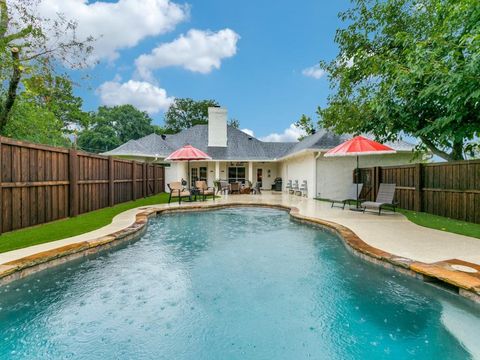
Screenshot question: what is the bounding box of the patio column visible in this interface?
[215,161,220,180]
[248,161,253,184]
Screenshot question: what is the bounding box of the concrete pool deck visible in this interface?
[0,192,479,302]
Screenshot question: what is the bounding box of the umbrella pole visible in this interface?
[356,155,359,209]
[350,154,363,212]
[188,160,190,189]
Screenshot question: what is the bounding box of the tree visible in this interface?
[0,0,93,133]
[164,98,219,133]
[294,114,316,141]
[77,105,155,153]
[318,0,480,161]
[228,118,240,128]
[2,94,70,146]
[22,74,89,132]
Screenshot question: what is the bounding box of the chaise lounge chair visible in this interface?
[167,181,192,204]
[291,180,299,195]
[285,180,292,193]
[299,180,308,197]
[196,181,215,201]
[331,183,364,209]
[362,183,397,215]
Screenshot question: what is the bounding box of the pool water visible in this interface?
[0,208,479,359]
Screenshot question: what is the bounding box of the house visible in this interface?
[103,107,415,199]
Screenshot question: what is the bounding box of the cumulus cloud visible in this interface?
[302,64,325,79]
[97,80,174,114]
[241,128,255,137]
[259,124,306,142]
[135,28,239,79]
[37,0,189,63]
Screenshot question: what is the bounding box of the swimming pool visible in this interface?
[0,207,479,359]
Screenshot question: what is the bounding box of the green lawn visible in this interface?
[0,193,177,254]
[398,209,480,240]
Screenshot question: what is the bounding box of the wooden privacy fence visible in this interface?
[357,160,480,223]
[0,136,165,234]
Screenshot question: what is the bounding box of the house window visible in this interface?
[199,167,207,181]
[191,168,198,185]
[191,167,207,186]
[228,167,245,183]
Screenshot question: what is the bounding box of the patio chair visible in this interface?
[299,180,308,197]
[331,183,364,209]
[362,183,397,215]
[240,180,252,194]
[229,182,240,194]
[285,180,292,193]
[196,181,215,201]
[167,181,191,204]
[291,180,299,195]
[215,180,229,195]
[250,182,262,195]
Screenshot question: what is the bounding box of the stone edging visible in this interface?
[0,202,479,304]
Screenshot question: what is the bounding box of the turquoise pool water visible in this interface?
[0,208,479,359]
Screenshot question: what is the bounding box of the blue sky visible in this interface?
[59,0,352,141]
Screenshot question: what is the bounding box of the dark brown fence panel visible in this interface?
[358,160,480,224]
[134,163,143,200]
[77,153,109,215]
[0,136,165,235]
[114,160,133,205]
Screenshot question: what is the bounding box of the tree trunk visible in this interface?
[0,48,22,133]
[451,139,465,161]
[420,136,465,162]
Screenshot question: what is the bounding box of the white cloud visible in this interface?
[302,64,325,79]
[259,124,306,142]
[97,80,174,114]
[135,28,239,79]
[241,128,255,137]
[37,0,189,63]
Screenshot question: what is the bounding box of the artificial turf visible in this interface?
[0,193,178,254]
[397,209,480,240]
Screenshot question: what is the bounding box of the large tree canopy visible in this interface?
[318,0,480,161]
[77,105,156,153]
[0,0,92,134]
[164,98,220,133]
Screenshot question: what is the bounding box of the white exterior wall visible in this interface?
[164,162,188,191]
[315,152,414,200]
[280,153,317,198]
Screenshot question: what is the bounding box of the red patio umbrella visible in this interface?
[165,145,211,188]
[324,136,396,210]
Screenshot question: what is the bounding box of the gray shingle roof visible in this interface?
[103,125,414,160]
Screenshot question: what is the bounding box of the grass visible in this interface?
[315,198,480,239]
[0,193,190,254]
[397,209,480,239]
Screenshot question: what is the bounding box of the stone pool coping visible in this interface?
[0,202,479,304]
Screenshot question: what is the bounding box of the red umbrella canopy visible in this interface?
[165,145,211,161]
[324,136,396,157]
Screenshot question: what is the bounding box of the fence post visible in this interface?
[69,148,79,217]
[143,163,147,198]
[373,166,381,201]
[0,137,3,235]
[108,156,114,207]
[131,161,136,201]
[414,163,423,212]
[153,165,157,194]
